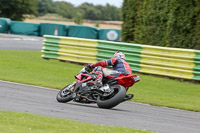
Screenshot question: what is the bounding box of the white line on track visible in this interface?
[0,80,59,91]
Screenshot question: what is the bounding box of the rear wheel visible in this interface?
[97,85,126,109]
[56,83,74,103]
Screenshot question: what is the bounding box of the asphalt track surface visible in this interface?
[1,34,200,133]
[0,33,43,50]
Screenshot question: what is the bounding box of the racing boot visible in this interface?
[124,94,134,101]
[73,94,81,102]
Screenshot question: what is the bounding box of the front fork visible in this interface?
[68,82,76,92]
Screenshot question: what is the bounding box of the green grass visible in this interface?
[131,74,200,111]
[0,50,200,112]
[0,111,151,133]
[35,13,73,22]
[0,50,79,89]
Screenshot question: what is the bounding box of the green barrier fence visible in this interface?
[0,18,11,33]
[98,29,121,41]
[40,23,68,36]
[68,25,99,39]
[0,18,122,41]
[42,35,200,81]
[10,21,39,36]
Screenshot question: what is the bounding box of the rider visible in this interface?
[88,51,139,100]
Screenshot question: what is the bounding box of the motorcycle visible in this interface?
[56,66,140,109]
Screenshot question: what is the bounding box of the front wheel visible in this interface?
[56,83,75,103]
[97,85,126,109]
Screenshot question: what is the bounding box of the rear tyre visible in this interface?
[97,85,126,109]
[56,83,74,103]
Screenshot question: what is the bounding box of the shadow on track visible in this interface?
[65,101,131,112]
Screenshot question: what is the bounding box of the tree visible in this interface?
[73,12,83,25]
[77,3,121,20]
[0,0,37,21]
[54,1,76,19]
[37,0,55,16]
[103,4,121,21]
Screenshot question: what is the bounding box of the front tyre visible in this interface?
[97,85,126,109]
[56,83,74,103]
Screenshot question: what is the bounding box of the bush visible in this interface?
[73,12,83,25]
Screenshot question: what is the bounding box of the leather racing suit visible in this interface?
[89,57,132,86]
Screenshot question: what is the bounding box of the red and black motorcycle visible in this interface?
[56,67,140,109]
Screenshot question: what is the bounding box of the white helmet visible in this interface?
[113,52,126,60]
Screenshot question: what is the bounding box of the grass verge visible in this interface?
[0,50,200,112]
[0,111,151,133]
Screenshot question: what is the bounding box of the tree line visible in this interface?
[0,0,121,21]
[37,0,121,21]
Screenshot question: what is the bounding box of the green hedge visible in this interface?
[121,0,138,42]
[122,0,200,49]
